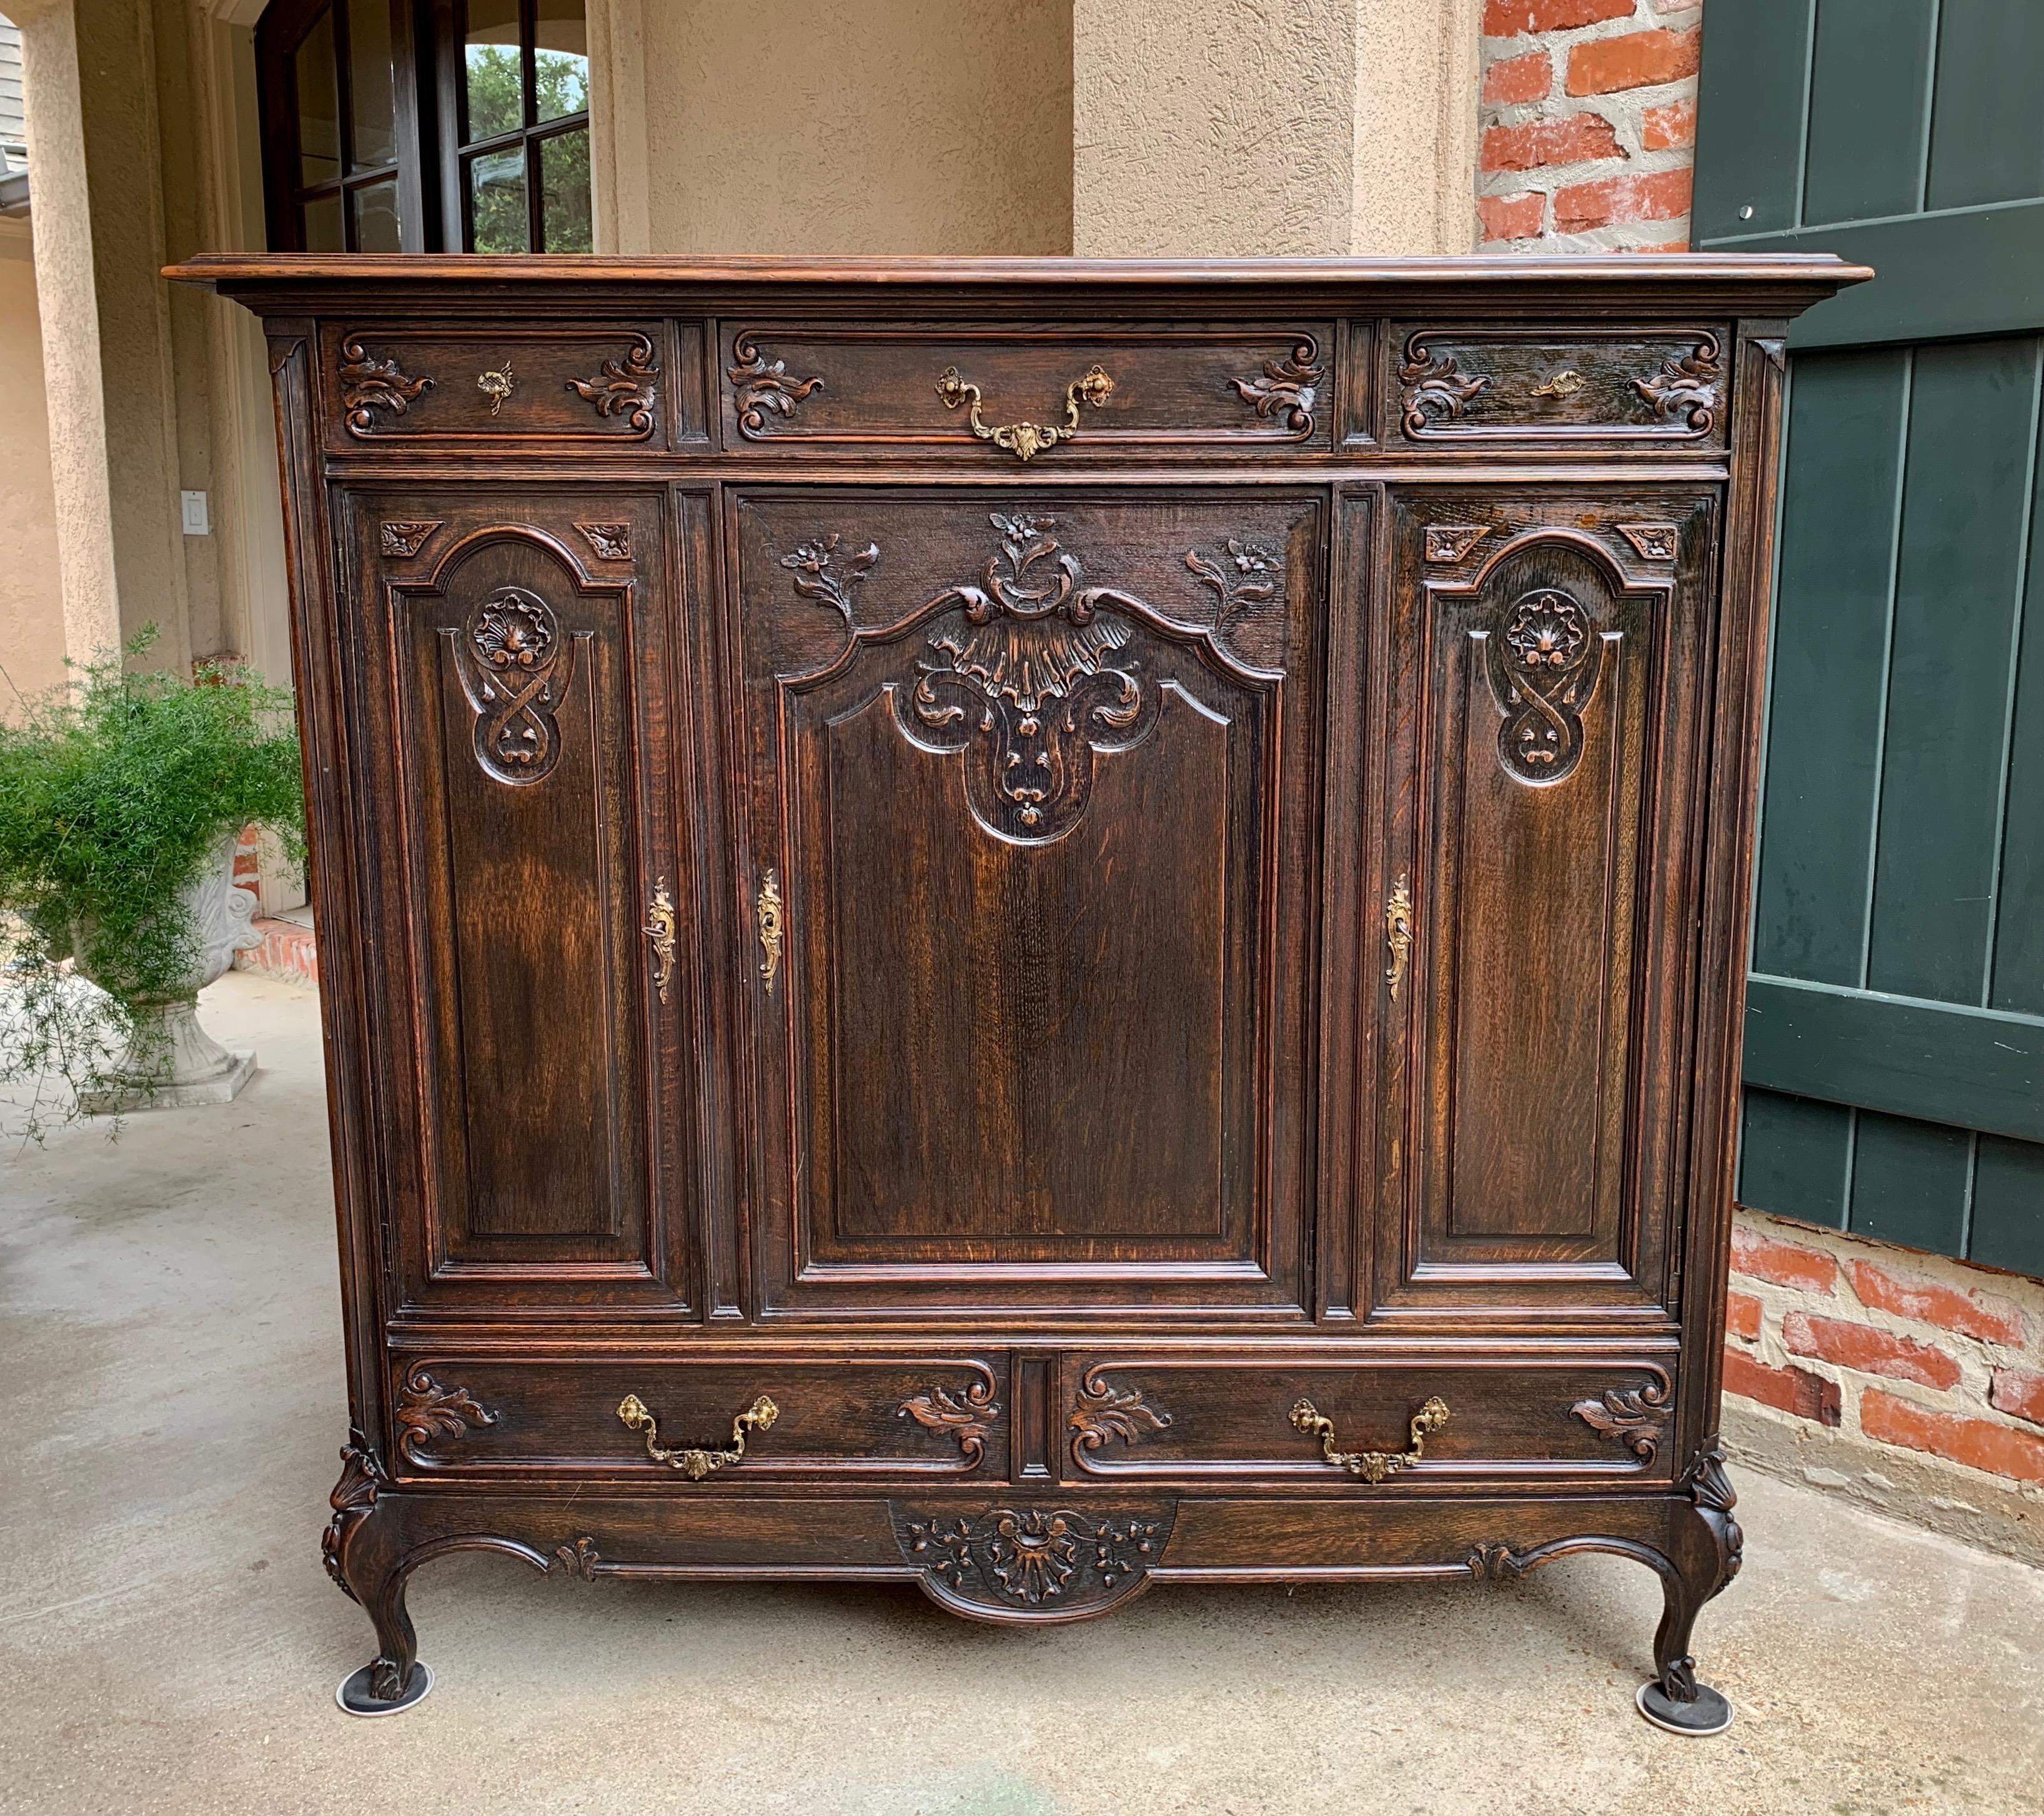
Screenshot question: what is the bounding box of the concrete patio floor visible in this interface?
[2,972,2040,1816]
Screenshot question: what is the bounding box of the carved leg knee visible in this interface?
[1639,1444,1742,1737]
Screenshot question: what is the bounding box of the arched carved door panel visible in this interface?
[345,490,693,1311]
[1372,492,1719,1322]
[731,493,1326,1317]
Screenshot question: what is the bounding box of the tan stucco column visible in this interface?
[12,0,192,672]
[1073,0,1482,257]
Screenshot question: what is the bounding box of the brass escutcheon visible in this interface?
[757,869,785,995]
[643,877,677,1005]
[618,1392,779,1481]
[935,363,1114,462]
[477,357,515,415]
[1385,874,1414,1003]
[1531,368,1585,400]
[1290,1395,1449,1483]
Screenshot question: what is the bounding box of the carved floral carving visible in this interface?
[565,335,660,434]
[575,522,631,561]
[340,337,434,434]
[1424,524,1489,564]
[1399,337,1489,435]
[730,334,825,434]
[780,532,878,624]
[552,1537,600,1581]
[395,1367,497,1462]
[380,520,442,558]
[1571,1383,1670,1462]
[897,1504,1169,1610]
[1634,335,1721,434]
[1228,340,1322,435]
[450,587,575,784]
[1487,586,1604,784]
[1069,1377,1173,1451]
[897,1380,1000,1465]
[1185,538,1281,638]
[1467,1542,1527,1582]
[1615,522,1678,562]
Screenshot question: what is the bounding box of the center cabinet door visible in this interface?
[730,492,1326,1317]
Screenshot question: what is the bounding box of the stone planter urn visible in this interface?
[75,831,264,1114]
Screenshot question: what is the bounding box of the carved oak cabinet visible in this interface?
[171,252,1863,1730]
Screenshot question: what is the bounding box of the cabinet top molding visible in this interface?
[166,251,1870,314]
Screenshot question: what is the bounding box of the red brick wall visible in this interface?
[1477,0,1700,251]
[1728,1208,2044,1504]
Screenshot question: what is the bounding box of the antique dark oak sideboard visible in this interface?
[169,252,1865,1730]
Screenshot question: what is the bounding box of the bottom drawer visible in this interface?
[386,1354,1007,1481]
[1061,1354,1678,1483]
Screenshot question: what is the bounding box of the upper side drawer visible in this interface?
[1387,324,1732,449]
[719,323,1336,458]
[319,321,692,451]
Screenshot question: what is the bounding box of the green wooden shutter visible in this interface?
[1695,0,2044,1275]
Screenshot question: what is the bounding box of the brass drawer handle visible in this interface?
[1290,1395,1449,1482]
[618,1392,778,1480]
[1531,368,1585,399]
[935,363,1114,462]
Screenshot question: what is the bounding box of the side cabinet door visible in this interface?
[730,492,1326,1317]
[1372,492,1717,1320]
[345,493,691,1311]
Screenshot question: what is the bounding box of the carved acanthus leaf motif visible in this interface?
[575,522,630,561]
[322,1433,386,1599]
[780,532,878,624]
[1467,1542,1527,1582]
[395,1367,498,1461]
[1487,585,1604,783]
[565,335,660,434]
[1634,335,1721,433]
[1228,340,1322,435]
[1400,337,1489,435]
[1425,523,1489,564]
[449,587,575,784]
[1571,1383,1670,1462]
[1615,522,1678,562]
[897,512,1164,843]
[896,1379,1000,1465]
[381,520,442,558]
[1069,1377,1173,1451]
[340,337,434,434]
[897,1504,1169,1609]
[730,335,825,434]
[552,1537,600,1581]
[1185,538,1281,637]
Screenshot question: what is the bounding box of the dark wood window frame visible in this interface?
[257,0,590,254]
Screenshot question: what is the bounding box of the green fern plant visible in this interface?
[0,633,305,1136]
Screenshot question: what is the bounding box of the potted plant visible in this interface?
[0,633,305,1135]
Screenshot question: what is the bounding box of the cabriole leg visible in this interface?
[323,1439,434,1717]
[1637,1445,1743,1737]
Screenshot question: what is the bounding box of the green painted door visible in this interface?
[1694,0,2044,1275]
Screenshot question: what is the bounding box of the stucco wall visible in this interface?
[593,0,1072,256]
[0,222,65,711]
[1071,0,1481,257]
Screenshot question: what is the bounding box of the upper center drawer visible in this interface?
[719,323,1335,458]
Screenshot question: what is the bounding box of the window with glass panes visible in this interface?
[255,0,590,254]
